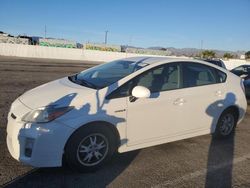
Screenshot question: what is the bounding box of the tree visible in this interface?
[245,51,250,59]
[201,50,216,59]
[223,53,234,59]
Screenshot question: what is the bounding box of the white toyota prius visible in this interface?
[7,57,247,172]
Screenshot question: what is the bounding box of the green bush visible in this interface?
[245,51,250,59]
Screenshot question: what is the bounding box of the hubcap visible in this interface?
[77,133,109,166]
[220,114,235,136]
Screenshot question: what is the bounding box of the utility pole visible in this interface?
[105,30,109,44]
[44,25,47,39]
[200,39,203,58]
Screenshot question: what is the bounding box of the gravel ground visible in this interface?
[0,57,250,188]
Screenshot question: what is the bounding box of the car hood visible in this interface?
[19,77,96,109]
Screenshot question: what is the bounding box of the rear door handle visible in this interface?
[173,98,186,106]
[215,90,222,97]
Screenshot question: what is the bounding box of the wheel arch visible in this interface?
[211,105,240,134]
[63,121,121,155]
[212,105,240,138]
[223,105,240,122]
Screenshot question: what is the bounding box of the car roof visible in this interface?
[241,65,250,68]
[121,56,220,66]
[199,58,222,62]
[120,56,228,72]
[121,56,191,65]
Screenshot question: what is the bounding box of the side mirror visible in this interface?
[240,74,248,79]
[131,86,150,98]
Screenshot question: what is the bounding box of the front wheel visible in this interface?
[64,125,117,172]
[213,109,237,138]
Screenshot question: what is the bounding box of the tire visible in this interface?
[64,124,117,172]
[213,109,237,139]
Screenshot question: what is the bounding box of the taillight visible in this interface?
[240,79,245,93]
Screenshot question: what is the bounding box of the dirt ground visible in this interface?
[0,56,250,188]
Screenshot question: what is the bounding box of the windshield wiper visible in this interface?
[79,79,98,89]
[68,74,97,89]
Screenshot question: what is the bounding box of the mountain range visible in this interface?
[148,46,245,58]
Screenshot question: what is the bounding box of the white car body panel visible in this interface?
[6,57,247,167]
[19,77,95,109]
[126,84,223,146]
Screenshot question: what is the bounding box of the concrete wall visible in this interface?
[82,48,170,62]
[0,35,30,45]
[0,43,249,69]
[0,43,84,60]
[0,43,168,62]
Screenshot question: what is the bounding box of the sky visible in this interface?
[0,0,250,51]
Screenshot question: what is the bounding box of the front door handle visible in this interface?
[173,98,186,106]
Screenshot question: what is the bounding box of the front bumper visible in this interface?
[6,99,75,167]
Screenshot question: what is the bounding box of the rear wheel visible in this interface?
[213,109,237,138]
[64,124,117,172]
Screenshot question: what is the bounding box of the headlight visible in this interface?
[22,106,74,123]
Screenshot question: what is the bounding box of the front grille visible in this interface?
[11,113,17,120]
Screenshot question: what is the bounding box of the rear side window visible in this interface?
[182,63,217,88]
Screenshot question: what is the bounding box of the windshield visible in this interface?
[69,59,149,89]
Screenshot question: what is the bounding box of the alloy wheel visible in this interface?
[220,114,235,136]
[77,133,109,166]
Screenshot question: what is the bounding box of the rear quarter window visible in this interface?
[216,70,227,83]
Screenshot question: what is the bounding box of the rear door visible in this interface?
[178,62,227,133]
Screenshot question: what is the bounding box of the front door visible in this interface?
[127,63,185,145]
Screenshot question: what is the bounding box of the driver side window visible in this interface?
[106,63,181,99]
[135,63,181,93]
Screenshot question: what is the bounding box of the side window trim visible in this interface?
[106,61,228,100]
[106,61,227,100]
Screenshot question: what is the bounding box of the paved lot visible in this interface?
[0,57,250,188]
